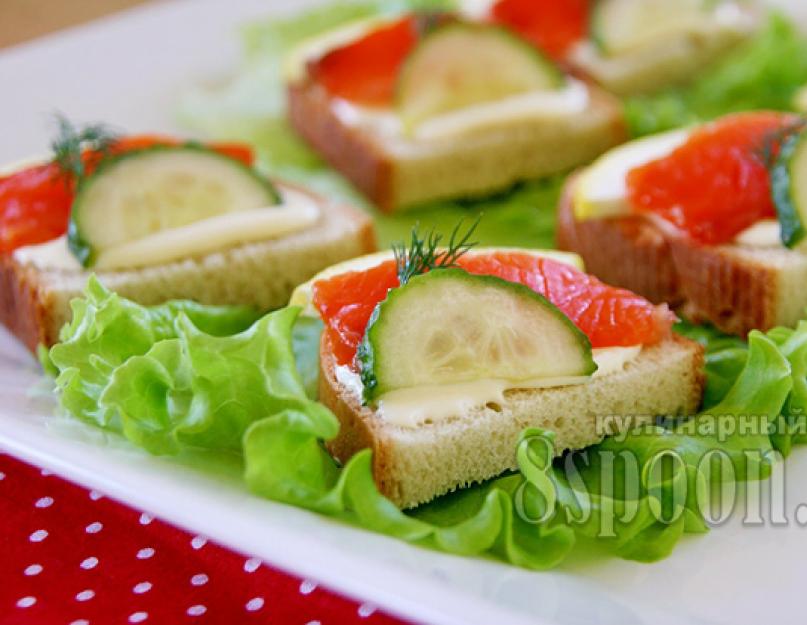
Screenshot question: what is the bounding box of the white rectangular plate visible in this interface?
[2,2,807,624]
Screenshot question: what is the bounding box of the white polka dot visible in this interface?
[29,529,48,542]
[358,603,377,618]
[190,536,207,550]
[190,574,208,586]
[71,620,90,625]
[187,605,207,617]
[85,522,103,534]
[34,496,53,508]
[299,579,317,595]
[0,471,5,480]
[306,621,322,625]
[75,590,95,602]
[80,557,98,570]
[133,582,152,594]
[244,557,261,573]
[40,468,52,476]
[136,547,155,560]
[16,596,36,608]
[24,564,43,576]
[128,612,148,623]
[245,597,264,612]
[89,490,103,501]
[139,513,153,525]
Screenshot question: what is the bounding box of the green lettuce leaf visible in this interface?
[48,276,262,429]
[678,320,807,456]
[47,280,807,570]
[625,14,807,137]
[100,309,319,455]
[292,315,325,399]
[48,278,331,456]
[245,423,577,569]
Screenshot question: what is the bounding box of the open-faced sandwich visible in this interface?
[284,11,627,212]
[0,120,375,352]
[557,111,807,337]
[291,227,704,508]
[475,0,758,96]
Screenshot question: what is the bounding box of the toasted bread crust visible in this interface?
[555,175,792,336]
[0,257,53,352]
[666,237,778,332]
[320,333,705,508]
[288,83,397,211]
[287,80,627,212]
[0,183,375,353]
[318,336,394,498]
[556,174,684,306]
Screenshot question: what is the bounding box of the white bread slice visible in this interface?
[320,333,704,509]
[556,174,807,336]
[287,81,627,212]
[0,182,375,352]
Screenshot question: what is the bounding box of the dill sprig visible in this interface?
[50,114,119,184]
[392,216,481,286]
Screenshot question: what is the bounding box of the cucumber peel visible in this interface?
[68,145,279,268]
[772,128,807,248]
[357,269,596,403]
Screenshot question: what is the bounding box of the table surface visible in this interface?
[0,451,408,625]
[0,0,152,49]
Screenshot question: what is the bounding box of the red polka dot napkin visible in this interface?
[0,452,411,625]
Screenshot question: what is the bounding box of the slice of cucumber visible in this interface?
[772,128,807,248]
[396,22,563,129]
[592,0,708,56]
[357,268,596,402]
[68,146,280,267]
